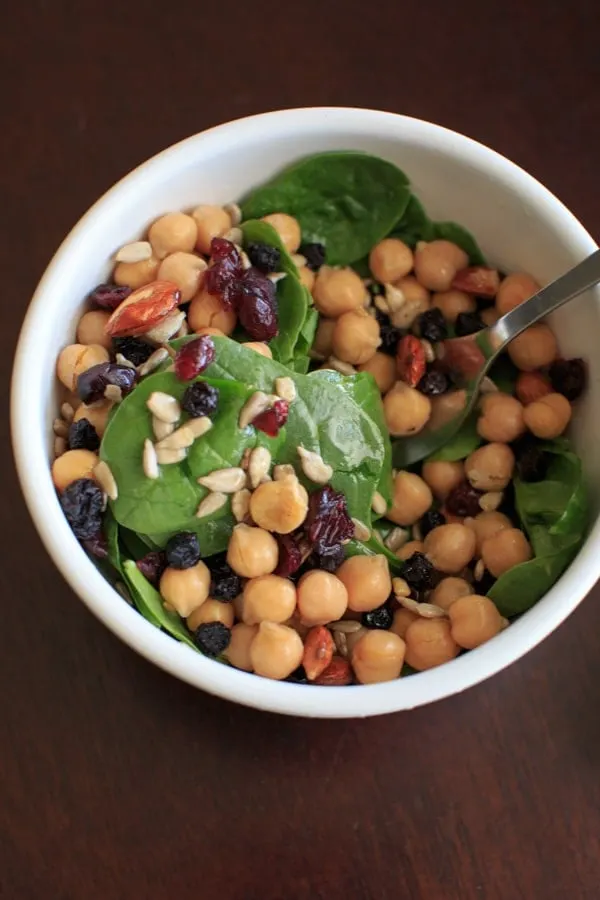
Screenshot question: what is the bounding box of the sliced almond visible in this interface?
[138,347,169,377]
[231,488,251,523]
[155,447,187,465]
[384,527,410,553]
[187,416,213,439]
[392,577,411,598]
[239,391,270,429]
[196,491,228,518]
[142,438,159,479]
[155,424,195,451]
[115,240,153,264]
[248,447,272,489]
[297,446,333,484]
[351,518,371,541]
[144,310,186,343]
[147,392,181,424]
[94,460,118,501]
[273,464,297,482]
[197,467,247,493]
[371,491,387,515]
[274,376,297,403]
[152,417,175,442]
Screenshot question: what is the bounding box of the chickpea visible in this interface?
[358,352,396,394]
[496,272,539,316]
[192,205,232,255]
[313,267,367,317]
[396,540,425,560]
[148,213,198,259]
[481,307,500,327]
[390,607,418,639]
[56,343,110,392]
[337,554,392,612]
[261,213,301,253]
[414,240,468,291]
[51,449,98,491]
[523,392,572,439]
[242,575,297,625]
[481,528,532,578]
[449,594,504,649]
[72,401,113,438]
[313,317,336,358]
[224,622,258,672]
[421,459,464,501]
[159,561,211,617]
[298,266,315,291]
[188,288,237,335]
[432,290,476,322]
[383,381,431,437]
[194,326,225,337]
[249,622,304,680]
[249,478,309,534]
[428,576,473,612]
[244,342,272,358]
[227,524,278,578]
[428,389,468,432]
[187,598,234,631]
[76,310,112,349]
[157,252,207,302]
[113,255,159,289]
[424,524,476,574]
[477,392,525,443]
[332,308,380,365]
[387,471,432,526]
[508,324,558,371]
[465,443,515,491]
[351,630,406,684]
[297,570,348,626]
[369,238,414,283]
[404,618,459,670]
[395,276,430,307]
[464,511,512,554]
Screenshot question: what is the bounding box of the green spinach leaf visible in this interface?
[389,195,433,247]
[429,222,486,266]
[122,560,195,646]
[423,414,481,463]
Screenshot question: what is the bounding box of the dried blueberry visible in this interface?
[417,308,448,343]
[375,309,404,356]
[420,509,446,538]
[233,268,279,341]
[312,543,345,573]
[77,363,137,404]
[446,481,483,517]
[417,371,449,396]
[193,621,231,657]
[402,552,435,590]
[208,553,242,601]
[165,532,201,569]
[305,486,354,553]
[513,434,547,482]
[181,382,219,418]
[300,243,326,271]
[549,358,586,401]
[361,604,393,630]
[112,336,154,366]
[455,312,485,337]
[136,551,166,585]
[68,418,100,451]
[60,478,104,541]
[88,283,132,310]
[246,242,281,274]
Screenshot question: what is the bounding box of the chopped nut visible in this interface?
[197,467,247,493]
[274,376,297,403]
[196,491,228,518]
[223,226,243,245]
[223,202,242,226]
[248,447,272,489]
[144,310,186,343]
[384,282,406,313]
[479,491,503,512]
[267,271,287,284]
[94,460,118,501]
[327,356,357,376]
[273,464,297,482]
[231,488,251,522]
[155,424,195,451]
[155,447,187,465]
[147,391,181,424]
[60,402,74,423]
[115,353,136,369]
[474,559,485,581]
[421,339,435,363]
[142,438,159,479]
[152,416,175,442]
[384,527,410,552]
[297,446,333,484]
[187,416,213,438]
[104,384,123,403]
[115,240,153,264]
[53,418,68,438]
[238,391,270,429]
[351,518,371,541]
[137,347,169,377]
[374,295,390,315]
[291,253,307,268]
[392,577,411,598]
[371,491,387,515]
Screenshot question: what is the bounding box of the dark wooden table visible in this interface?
[3,1,600,898]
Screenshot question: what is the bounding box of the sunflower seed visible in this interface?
[329,620,363,634]
[398,595,447,618]
[297,446,333,484]
[144,310,186,344]
[94,460,118,500]
[384,283,406,313]
[115,240,152,264]
[274,376,297,403]
[53,418,68,438]
[352,518,371,541]
[273,464,297,482]
[60,402,74,423]
[384,527,410,552]
[327,356,356,376]
[479,491,503,512]
[115,353,136,369]
[104,384,123,403]
[155,424,195,451]
[147,391,181,424]
[238,391,270,429]
[54,436,67,458]
[187,416,213,439]
[155,447,187,465]
[291,253,307,268]
[231,488,251,523]
[374,295,390,315]
[333,631,348,658]
[412,523,423,542]
[474,559,486,582]
[224,202,242,226]
[197,467,247,493]
[392,577,411,598]
[421,339,435,363]
[138,347,169,377]
[196,491,228,518]
[142,438,159,479]
[371,491,387,515]
[152,417,175,442]
[248,447,272,489]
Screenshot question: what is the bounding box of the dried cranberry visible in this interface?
[174,336,215,381]
[60,478,104,540]
[402,552,435,590]
[419,509,446,537]
[251,399,289,436]
[208,554,242,601]
[305,486,354,553]
[246,242,281,274]
[417,371,449,396]
[361,604,393,630]
[87,283,132,310]
[112,336,154,366]
[193,621,231,657]
[82,531,108,560]
[77,363,137,404]
[136,551,166,585]
[300,243,326,271]
[417,308,448,343]
[233,268,279,340]
[182,382,219,418]
[68,418,100,451]
[275,533,305,577]
[513,434,547,482]
[455,311,485,337]
[165,532,201,569]
[204,238,243,306]
[549,358,586,401]
[311,543,345,572]
[445,481,483,517]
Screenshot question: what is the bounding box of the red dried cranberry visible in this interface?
[82,531,108,560]
[233,268,279,340]
[251,399,289,436]
[87,283,132,310]
[77,363,137,404]
[136,551,166,585]
[275,533,305,577]
[174,336,215,381]
[305,486,354,553]
[445,481,483,517]
[204,238,243,307]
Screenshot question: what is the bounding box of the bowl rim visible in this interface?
[11,106,600,718]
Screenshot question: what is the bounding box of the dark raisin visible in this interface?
[112,336,154,366]
[77,363,137,404]
[286,665,308,683]
[455,312,485,337]
[193,621,231,657]
[300,243,326,271]
[208,554,242,601]
[59,478,104,540]
[174,336,215,381]
[361,604,393,629]
[402,552,435,590]
[181,382,219,418]
[233,268,279,340]
[513,434,547,482]
[305,486,354,553]
[417,308,448,343]
[446,481,483,517]
[205,238,243,306]
[549,358,586,401]
[312,543,345,573]
[417,370,449,396]
[419,509,446,537]
[251,399,289,436]
[82,531,108,560]
[87,283,132,310]
[68,418,100,451]
[246,242,281,274]
[136,551,166,585]
[275,533,306,577]
[165,532,201,569]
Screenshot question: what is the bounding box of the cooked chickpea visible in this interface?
[369,238,414,283]
[249,622,304,680]
[481,528,532,578]
[414,240,468,292]
[187,598,234,631]
[464,511,512,554]
[261,213,302,253]
[358,352,396,394]
[390,607,418,638]
[242,575,297,625]
[159,560,211,617]
[352,630,406,684]
[51,449,98,491]
[192,205,232,255]
[427,389,467,431]
[432,290,476,322]
[396,540,425,561]
[298,266,315,291]
[297,570,348,626]
[428,576,473,611]
[157,252,207,302]
[496,272,539,316]
[449,594,504,649]
[56,343,110,392]
[404,618,459,670]
[244,342,272,358]
[337,554,392,612]
[312,267,367,317]
[249,478,309,534]
[76,310,112,350]
[508,324,558,371]
[227,524,279,578]
[424,524,476,574]
[383,382,431,437]
[465,443,515,491]
[148,213,198,259]
[332,308,380,365]
[72,401,113,438]
[188,288,237,335]
[113,255,159,289]
[421,459,464,501]
[224,622,259,671]
[194,326,225,337]
[395,275,430,307]
[387,471,433,526]
[313,317,336,357]
[523,392,572,439]
[477,392,525,443]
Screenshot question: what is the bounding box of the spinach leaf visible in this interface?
[488,537,581,617]
[122,560,195,646]
[120,528,158,559]
[429,222,486,266]
[423,414,481,463]
[103,509,122,574]
[389,195,433,247]
[291,306,319,374]
[240,152,411,266]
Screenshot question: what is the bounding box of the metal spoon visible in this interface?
[394,249,600,467]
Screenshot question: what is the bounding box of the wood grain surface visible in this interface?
[3,1,600,898]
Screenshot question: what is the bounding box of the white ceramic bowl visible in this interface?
[11,108,600,718]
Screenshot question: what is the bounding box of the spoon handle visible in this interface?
[490,249,600,350]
